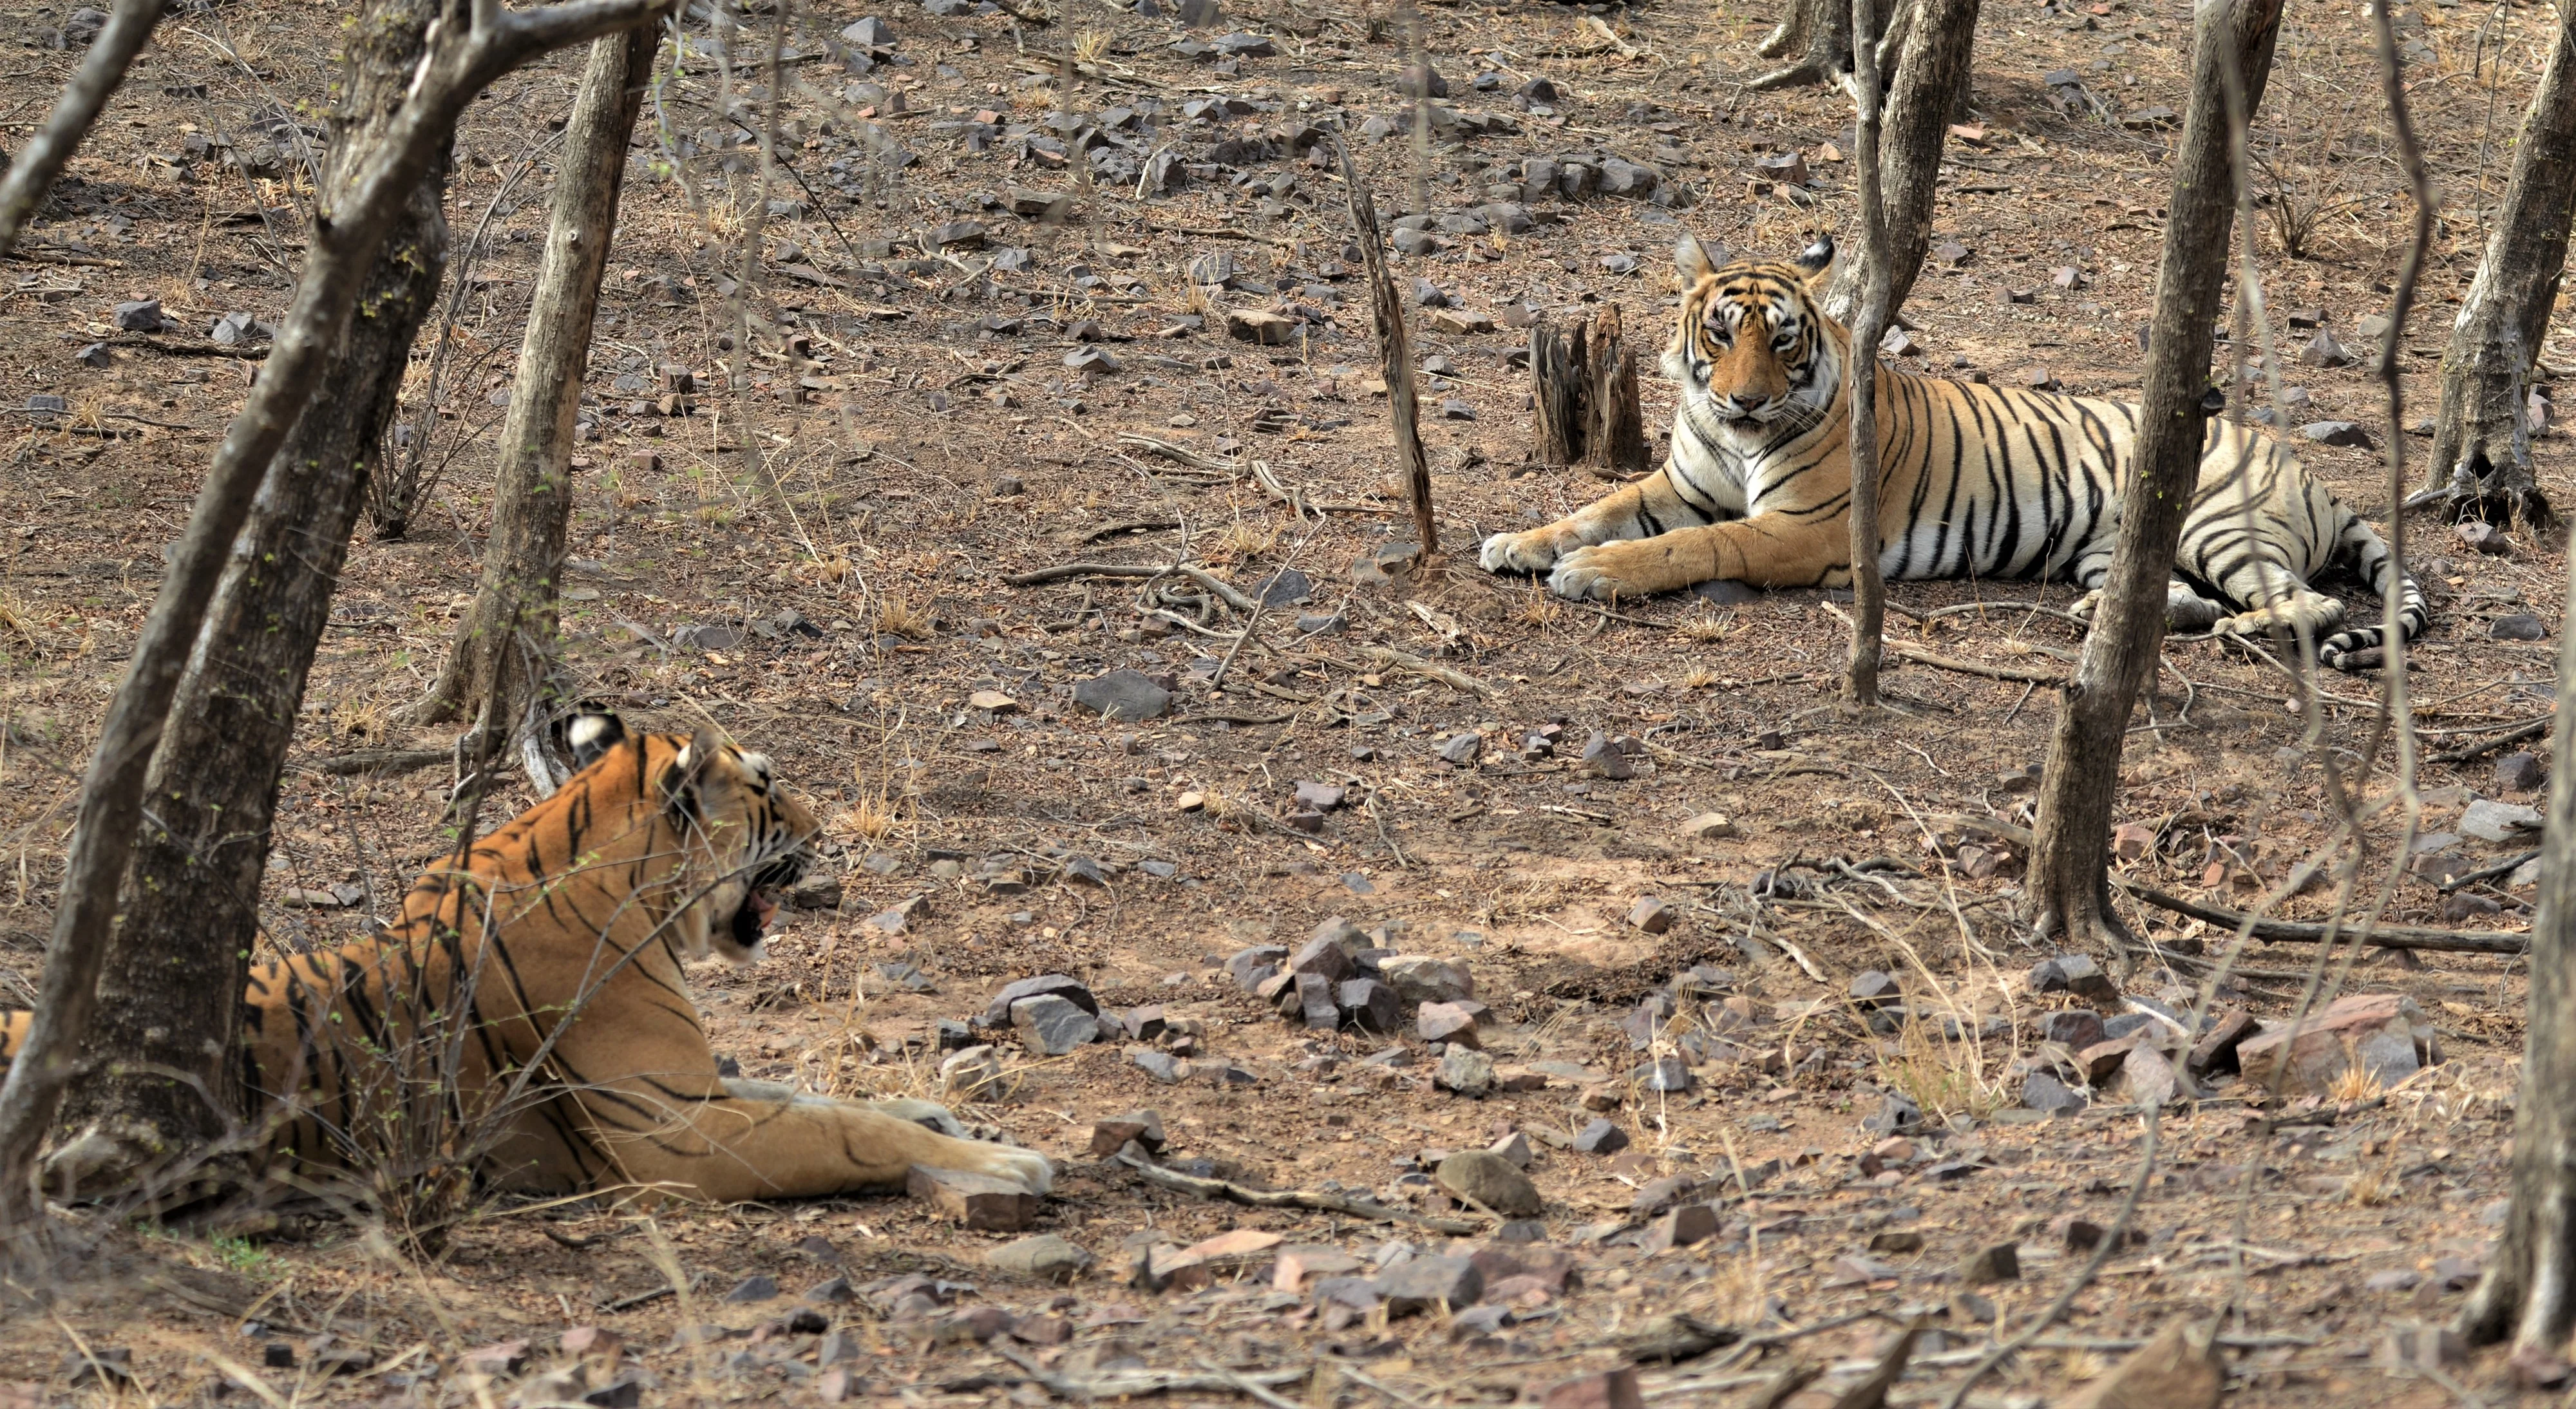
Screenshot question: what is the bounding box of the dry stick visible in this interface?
[1336,135,1436,558]
[1839,0,1891,708]
[1822,603,2065,685]
[1363,645,1493,697]
[0,0,160,261]
[1006,562,1256,613]
[2430,715,2550,763]
[0,0,673,1247]
[1113,1149,1482,1235]
[1830,1317,1922,1409]
[2125,885,2525,954]
[992,1344,1308,1402]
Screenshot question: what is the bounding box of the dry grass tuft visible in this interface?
[875,596,937,641]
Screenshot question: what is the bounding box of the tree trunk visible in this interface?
[0,0,160,262]
[1750,0,1862,92]
[0,0,672,1252]
[402,23,659,779]
[1580,306,1646,481]
[42,0,457,1204]
[1842,0,1893,708]
[1823,0,1981,323]
[2422,1,2573,532]
[2461,516,2576,1378]
[1339,140,1435,558]
[1529,319,1586,467]
[2025,0,2282,954]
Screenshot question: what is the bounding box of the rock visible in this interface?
[2458,520,2511,555]
[1226,945,1289,992]
[2039,1008,2107,1050]
[1958,1243,2020,1285]
[2060,1319,2222,1409]
[2297,330,2356,368]
[1640,1203,1718,1254]
[112,298,165,332]
[1337,978,1402,1034]
[1488,1131,1534,1168]
[1437,732,1484,765]
[1011,995,1097,1055]
[907,1166,1039,1231]
[1573,1118,1629,1155]
[1582,732,1639,780]
[1128,1048,1186,1083]
[73,341,109,367]
[1256,568,1312,607]
[1274,1247,1365,1290]
[1437,1046,1497,1097]
[1627,897,1672,934]
[2462,798,2544,841]
[1632,1056,1694,1093]
[1678,812,1740,840]
[2497,752,2547,794]
[2030,954,2119,1004]
[1540,1368,1643,1409]
[2300,420,2374,448]
[1074,669,1172,720]
[1289,936,1355,988]
[2490,613,2550,641]
[1294,780,1348,813]
[1418,1001,1484,1046]
[1435,1150,1542,1215]
[1378,1256,1482,1315]
[985,1233,1091,1283]
[1849,970,1900,1009]
[1089,1110,1166,1156]
[2380,1322,2467,1375]
[2076,1037,2140,1086]
[2238,992,2436,1095]
[1380,956,1474,1004]
[841,15,895,44]
[1295,972,1340,1030]
[2112,821,2158,862]
[2187,1008,2259,1075]
[1224,308,1299,345]
[2021,1071,2087,1116]
[939,1045,1003,1100]
[2115,1043,2181,1107]
[984,974,1098,1026]
[1864,1093,1924,1135]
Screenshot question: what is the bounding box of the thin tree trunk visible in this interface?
[402,22,660,778]
[2025,0,2282,953]
[44,0,457,1202]
[0,0,676,1253]
[1842,0,1892,708]
[1750,0,1861,91]
[1529,319,1586,467]
[1339,139,1435,558]
[2423,0,2573,531]
[0,0,160,263]
[1824,0,1980,323]
[2462,517,2576,1374]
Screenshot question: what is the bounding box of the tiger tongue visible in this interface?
[751,891,779,931]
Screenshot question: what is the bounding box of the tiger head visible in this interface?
[560,712,819,965]
[1662,234,1844,441]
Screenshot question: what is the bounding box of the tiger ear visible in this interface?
[658,727,723,821]
[1675,232,1723,285]
[1793,234,1838,295]
[561,710,627,771]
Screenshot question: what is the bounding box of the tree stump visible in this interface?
[1528,307,1647,479]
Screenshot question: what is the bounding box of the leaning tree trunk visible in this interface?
[2026,0,2282,953]
[42,0,457,1204]
[1751,0,1862,91]
[2421,0,2573,532]
[402,21,661,780]
[0,0,671,1253]
[2461,515,2576,1377]
[0,0,161,262]
[1823,0,1980,323]
[1841,0,1893,707]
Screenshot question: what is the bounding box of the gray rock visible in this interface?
[1436,1150,1541,1215]
[1632,1056,1694,1093]
[983,974,1098,1026]
[840,15,895,46]
[939,1045,1003,1099]
[2497,752,2546,794]
[1296,972,1340,1030]
[112,298,165,332]
[2039,1008,2107,1050]
[1436,1046,1496,1097]
[1849,970,1900,1008]
[1011,994,1099,1055]
[1437,732,1484,766]
[2298,330,2356,368]
[1379,955,1474,1005]
[2490,613,2548,641]
[2461,798,2543,842]
[1376,1255,1482,1314]
[1291,934,1356,983]
[1257,568,1312,606]
[1337,978,1402,1034]
[2300,420,2374,448]
[1128,1047,1186,1083]
[2020,1071,2087,1116]
[1226,945,1288,991]
[987,1234,1092,1282]
[1075,668,1171,720]
[725,1274,781,1302]
[1573,1118,1629,1154]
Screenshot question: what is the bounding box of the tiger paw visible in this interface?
[1546,544,1666,601]
[1479,529,1570,575]
[971,1142,1056,1196]
[871,1097,970,1137]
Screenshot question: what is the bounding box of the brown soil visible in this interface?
[0,0,2568,1401]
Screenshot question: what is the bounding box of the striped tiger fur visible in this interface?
[1479,236,2427,670]
[1,714,1052,1204]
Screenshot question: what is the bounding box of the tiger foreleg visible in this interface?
[1548,520,1844,601]
[1479,477,1671,574]
[2067,581,2227,632]
[586,1086,1055,1202]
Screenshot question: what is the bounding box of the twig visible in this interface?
[993,1344,1307,1402]
[1832,1317,1922,1409]
[2124,885,2526,954]
[1006,562,1256,613]
[1113,1149,1482,1234]
[1142,222,1298,247]
[2431,715,2548,763]
[308,748,453,777]
[1823,603,2065,685]
[1334,1365,1435,1409]
[2435,848,2540,893]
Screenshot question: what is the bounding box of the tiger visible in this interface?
[1,713,1053,1206]
[1479,235,2427,670]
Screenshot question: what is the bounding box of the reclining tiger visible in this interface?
[0,713,1053,1206]
[1479,236,2427,671]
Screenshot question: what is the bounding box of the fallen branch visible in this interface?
[1364,645,1495,697]
[1005,562,1256,614]
[992,1345,1306,1402]
[309,748,451,777]
[1142,222,1299,247]
[2123,885,2526,954]
[2430,715,2549,764]
[1824,602,2066,685]
[1079,517,1179,543]
[1113,1149,1482,1234]
[96,333,271,360]
[2436,847,2541,893]
[1833,1317,1922,1409]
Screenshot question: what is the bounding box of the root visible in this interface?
[1747,59,1832,91]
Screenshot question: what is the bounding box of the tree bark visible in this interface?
[1823,0,1981,323]
[0,0,674,1252]
[1750,0,1862,92]
[402,22,660,780]
[2422,0,2573,532]
[0,0,162,263]
[43,0,457,1204]
[1580,306,1646,481]
[1339,139,1435,558]
[1529,319,1586,467]
[2461,516,2576,1375]
[2025,0,2282,952]
[1842,0,1893,708]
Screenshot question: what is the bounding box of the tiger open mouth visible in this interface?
[730,889,781,949]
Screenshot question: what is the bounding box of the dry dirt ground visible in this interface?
[0,0,2572,1400]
